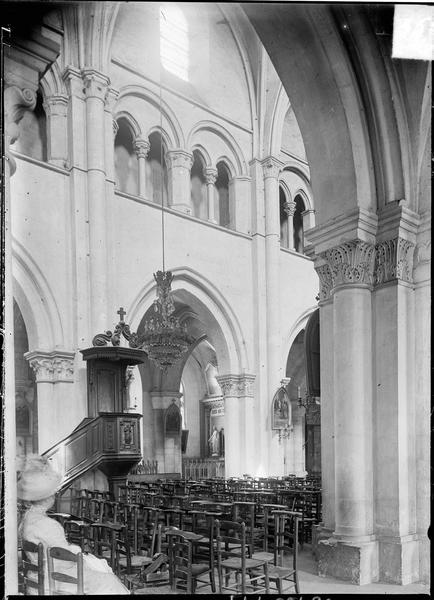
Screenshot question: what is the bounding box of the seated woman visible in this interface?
[17,454,129,595]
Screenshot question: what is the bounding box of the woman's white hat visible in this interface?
[17,454,63,501]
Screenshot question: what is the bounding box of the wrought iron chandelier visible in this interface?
[138,43,194,370]
[139,270,193,370]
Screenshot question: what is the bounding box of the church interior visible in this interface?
[3,1,430,595]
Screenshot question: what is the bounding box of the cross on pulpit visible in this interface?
[117,307,126,322]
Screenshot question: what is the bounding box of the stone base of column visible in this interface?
[378,535,419,584]
[171,203,192,215]
[312,524,334,559]
[317,536,379,585]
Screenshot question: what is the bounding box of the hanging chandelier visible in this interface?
[137,27,194,371]
[139,270,193,370]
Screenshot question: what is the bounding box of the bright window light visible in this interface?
[160,4,189,81]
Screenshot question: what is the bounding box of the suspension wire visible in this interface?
[159,6,165,273]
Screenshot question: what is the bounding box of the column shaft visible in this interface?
[83,70,110,335]
[333,286,374,539]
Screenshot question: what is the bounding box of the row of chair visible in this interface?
[22,511,299,595]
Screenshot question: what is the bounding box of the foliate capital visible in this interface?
[320,240,376,293]
[205,167,218,186]
[134,138,151,159]
[216,374,256,398]
[166,149,194,171]
[374,237,415,285]
[283,200,297,217]
[81,69,110,101]
[261,156,283,180]
[25,350,75,383]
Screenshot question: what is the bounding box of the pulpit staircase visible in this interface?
[42,344,145,498]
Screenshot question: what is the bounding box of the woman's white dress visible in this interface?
[20,504,129,594]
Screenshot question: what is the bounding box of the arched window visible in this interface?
[279,186,290,248]
[293,194,306,253]
[146,131,168,206]
[160,4,189,81]
[12,90,47,161]
[114,118,138,195]
[190,151,206,219]
[215,161,231,228]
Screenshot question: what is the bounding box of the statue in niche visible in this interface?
[208,426,220,456]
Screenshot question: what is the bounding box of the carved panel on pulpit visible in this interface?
[120,418,139,451]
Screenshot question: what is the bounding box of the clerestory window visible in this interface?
[160,3,189,81]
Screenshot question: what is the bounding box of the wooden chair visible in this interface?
[113,538,154,591]
[21,540,45,595]
[215,519,269,594]
[90,522,124,568]
[46,546,84,595]
[267,510,300,594]
[167,529,216,593]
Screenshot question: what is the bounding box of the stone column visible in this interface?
[166,149,193,214]
[317,240,378,585]
[43,94,68,167]
[205,167,217,223]
[4,83,37,595]
[249,158,269,475]
[284,199,296,250]
[25,351,75,453]
[262,157,284,431]
[229,175,252,234]
[62,67,91,348]
[217,374,255,477]
[82,69,110,336]
[150,393,182,473]
[413,215,430,583]
[315,262,335,536]
[372,205,420,584]
[134,137,151,199]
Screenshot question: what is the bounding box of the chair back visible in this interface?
[114,538,132,575]
[215,519,248,571]
[168,533,194,592]
[46,546,84,595]
[273,510,299,569]
[22,540,45,595]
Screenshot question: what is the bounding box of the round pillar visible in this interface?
[134,137,151,198]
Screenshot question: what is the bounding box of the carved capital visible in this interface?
[315,263,334,301]
[4,85,37,145]
[81,69,110,101]
[105,86,119,112]
[261,156,283,180]
[322,240,376,289]
[134,137,151,159]
[374,237,415,285]
[166,149,193,171]
[205,167,218,186]
[25,350,75,383]
[283,200,297,217]
[216,374,255,398]
[202,397,225,416]
[43,95,68,117]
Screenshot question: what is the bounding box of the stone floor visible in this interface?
[135,545,430,595]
